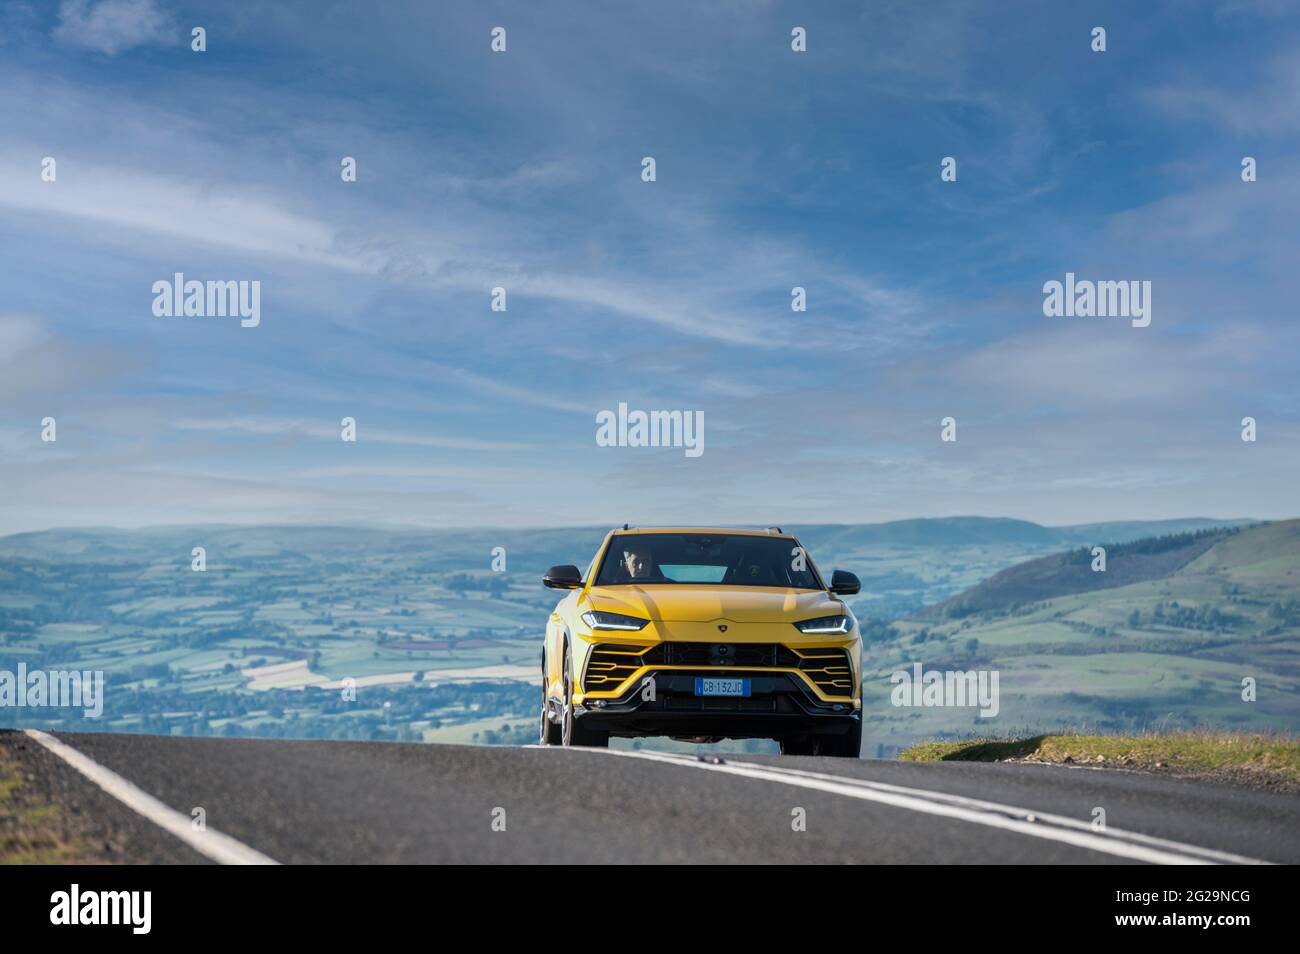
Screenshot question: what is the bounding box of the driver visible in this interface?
[622,544,666,582]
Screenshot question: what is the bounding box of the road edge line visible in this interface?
[22,730,280,866]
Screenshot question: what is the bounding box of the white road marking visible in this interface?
[23,730,279,866]
[576,747,1271,865]
[709,756,1268,865]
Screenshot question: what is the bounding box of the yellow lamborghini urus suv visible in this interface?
[539,527,862,756]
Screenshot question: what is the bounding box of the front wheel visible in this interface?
[561,645,608,748]
[818,719,862,758]
[780,720,861,757]
[779,735,817,756]
[539,650,562,745]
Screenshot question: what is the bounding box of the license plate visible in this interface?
[694,677,750,697]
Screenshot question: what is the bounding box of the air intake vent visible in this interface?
[791,647,853,694]
[583,644,653,689]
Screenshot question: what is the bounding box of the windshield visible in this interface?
[594,533,822,589]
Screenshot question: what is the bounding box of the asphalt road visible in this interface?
[10,731,1300,864]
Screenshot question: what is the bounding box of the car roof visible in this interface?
[607,527,795,539]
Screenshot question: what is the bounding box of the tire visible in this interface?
[779,735,817,756]
[781,720,861,758]
[561,644,608,748]
[817,719,863,758]
[539,650,562,745]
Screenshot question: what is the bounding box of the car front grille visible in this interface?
[660,642,782,667]
[584,641,854,697]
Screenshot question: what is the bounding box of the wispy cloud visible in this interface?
[0,152,368,270]
[52,0,173,56]
[1144,44,1300,135]
[170,416,531,452]
[415,365,592,416]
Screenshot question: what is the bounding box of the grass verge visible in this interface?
[0,747,88,864]
[899,731,1300,791]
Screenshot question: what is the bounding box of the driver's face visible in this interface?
[623,549,653,578]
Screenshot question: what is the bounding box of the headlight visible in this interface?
[794,614,852,634]
[581,610,650,631]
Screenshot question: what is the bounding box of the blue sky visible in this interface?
[1,0,1297,533]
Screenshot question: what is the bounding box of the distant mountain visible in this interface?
[915,526,1239,620]
[0,515,1256,549]
[789,516,1253,551]
[790,517,1059,549]
[0,516,1256,629]
[0,524,612,574]
[1051,518,1257,546]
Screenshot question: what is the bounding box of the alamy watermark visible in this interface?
[0,664,104,718]
[50,885,150,934]
[596,402,704,458]
[152,273,261,328]
[890,662,999,718]
[1042,272,1150,328]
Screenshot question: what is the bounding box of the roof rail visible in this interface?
[766,526,783,534]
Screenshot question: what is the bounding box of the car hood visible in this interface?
[586,586,843,623]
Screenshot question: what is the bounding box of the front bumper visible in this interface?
[574,669,859,740]
[578,638,860,704]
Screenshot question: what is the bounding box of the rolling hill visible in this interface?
[863,520,1300,756]
[918,527,1236,619]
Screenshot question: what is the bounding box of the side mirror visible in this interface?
[829,569,860,596]
[543,564,583,589]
